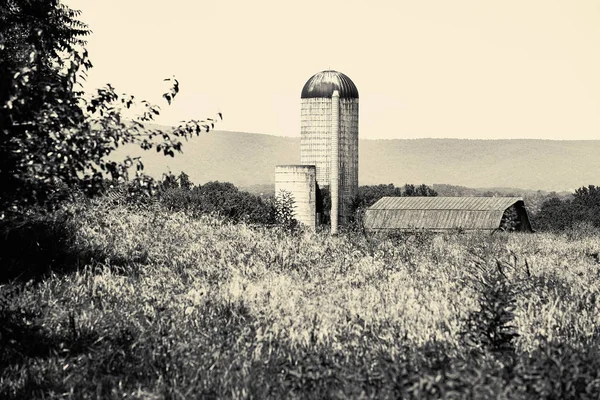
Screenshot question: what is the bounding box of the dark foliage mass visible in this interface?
[1,0,220,215]
[159,179,276,225]
[155,174,304,230]
[354,183,438,209]
[533,185,600,232]
[0,209,77,282]
[1,0,91,210]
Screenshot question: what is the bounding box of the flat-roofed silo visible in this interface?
[300,70,359,225]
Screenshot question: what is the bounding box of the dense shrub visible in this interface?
[534,185,600,232]
[273,189,298,231]
[0,209,77,282]
[159,181,276,224]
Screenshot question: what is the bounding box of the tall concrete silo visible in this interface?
[300,70,359,227]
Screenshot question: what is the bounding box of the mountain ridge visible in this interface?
[111,129,600,192]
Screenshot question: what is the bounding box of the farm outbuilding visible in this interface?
[363,197,533,232]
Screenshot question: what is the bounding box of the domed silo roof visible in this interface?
[301,70,359,99]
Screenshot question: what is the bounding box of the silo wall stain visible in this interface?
[275,165,317,229]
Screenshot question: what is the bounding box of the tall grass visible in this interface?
[2,202,600,398]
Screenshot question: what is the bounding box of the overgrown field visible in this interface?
[2,203,600,399]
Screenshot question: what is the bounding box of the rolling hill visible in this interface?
[111,129,600,192]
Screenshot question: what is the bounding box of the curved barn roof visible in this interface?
[364,197,532,232]
[301,70,359,99]
[369,197,523,211]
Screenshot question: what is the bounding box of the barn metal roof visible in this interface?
[364,197,526,231]
[301,70,359,99]
[369,197,524,211]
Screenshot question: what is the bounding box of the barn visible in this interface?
[363,197,533,232]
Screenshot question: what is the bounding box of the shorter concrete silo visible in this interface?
[275,165,317,229]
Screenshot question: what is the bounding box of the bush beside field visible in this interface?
[158,181,276,225]
[2,202,600,399]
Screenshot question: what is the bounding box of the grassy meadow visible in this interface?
[2,202,600,399]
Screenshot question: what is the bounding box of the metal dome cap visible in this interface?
[301,70,359,99]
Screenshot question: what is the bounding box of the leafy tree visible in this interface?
[274,189,297,230]
[1,0,91,210]
[572,185,600,201]
[414,183,438,197]
[178,171,192,190]
[403,184,417,197]
[160,172,179,190]
[403,183,438,197]
[0,0,221,215]
[571,185,600,225]
[354,184,402,209]
[534,197,573,231]
[351,183,438,211]
[533,185,600,231]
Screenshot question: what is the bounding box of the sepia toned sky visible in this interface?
[64,0,600,140]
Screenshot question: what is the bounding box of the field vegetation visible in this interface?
[3,1,600,398]
[2,198,600,399]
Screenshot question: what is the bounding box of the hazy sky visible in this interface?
[64,0,600,140]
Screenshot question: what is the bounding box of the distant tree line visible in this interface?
[116,177,439,228]
[111,174,600,235]
[143,176,600,234]
[354,183,437,209]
